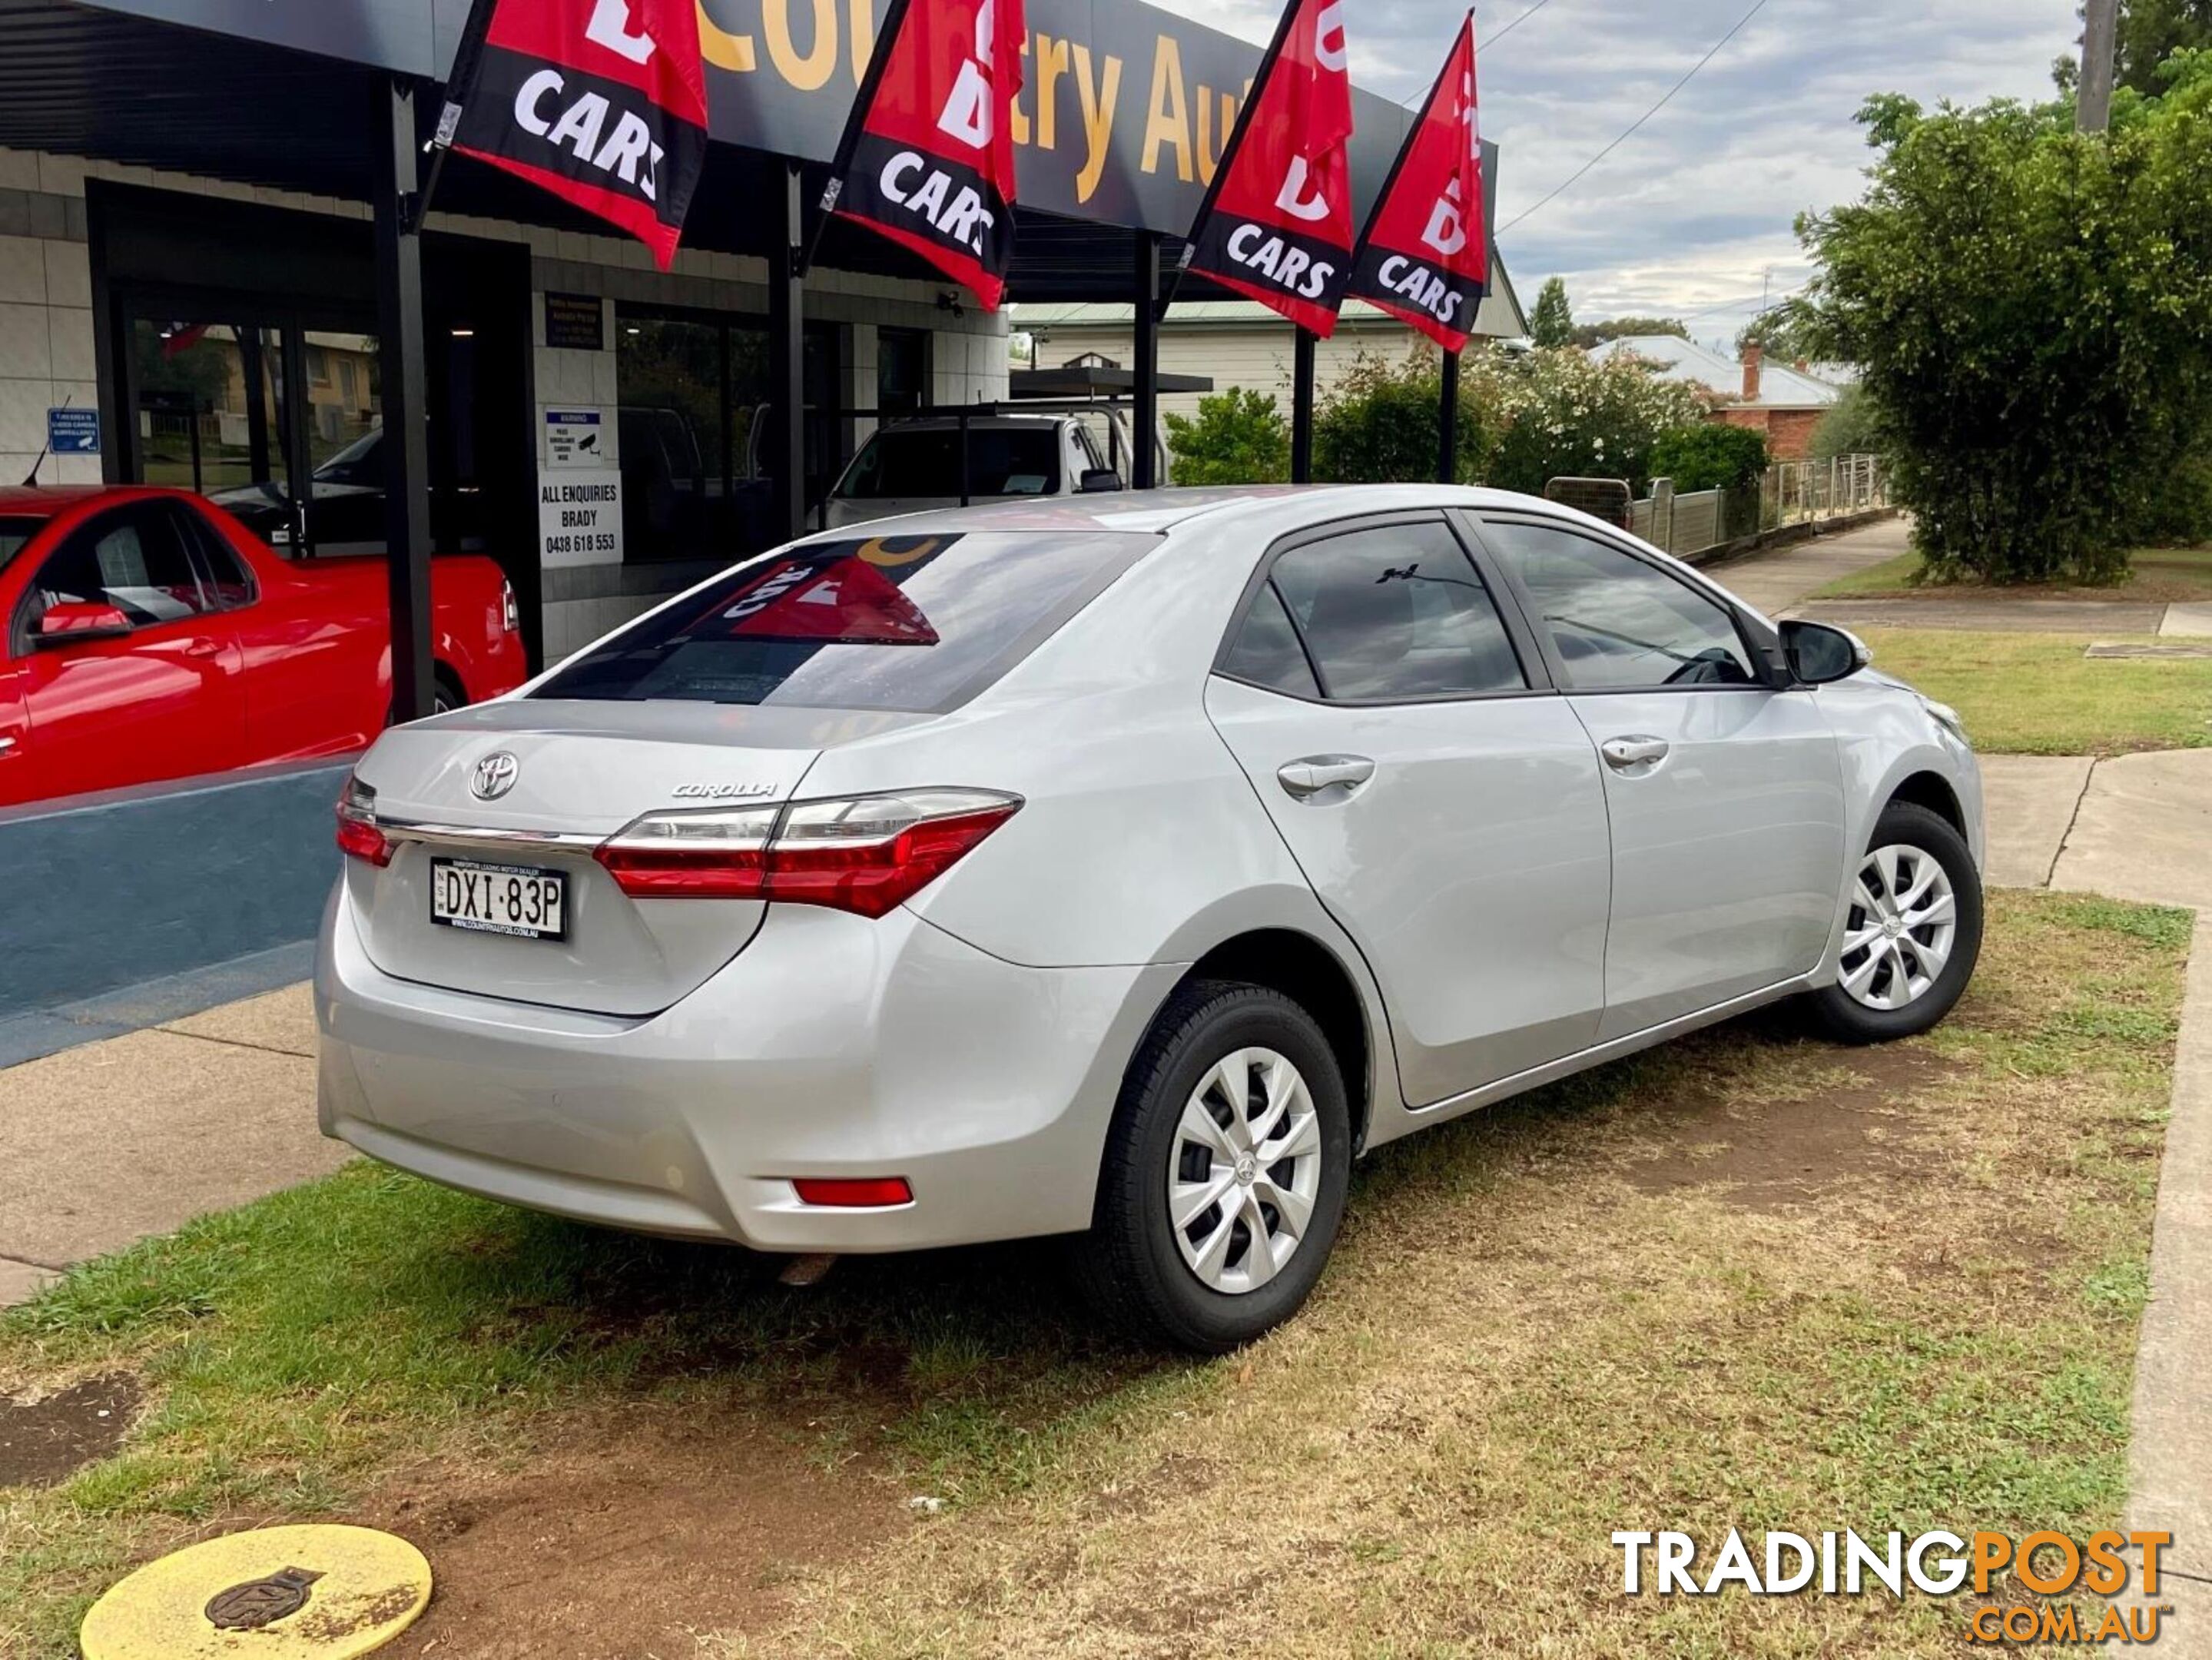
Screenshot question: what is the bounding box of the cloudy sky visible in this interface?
[1151,0,2080,346]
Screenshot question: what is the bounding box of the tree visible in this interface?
[1164,387,1290,485]
[2059,1,2212,98]
[1648,424,1770,493]
[1472,347,1707,496]
[1570,316,1690,350]
[1528,277,1576,348]
[1735,305,1821,364]
[1312,350,1496,485]
[1797,66,2212,582]
[1808,381,1886,462]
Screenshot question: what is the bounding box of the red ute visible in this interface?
[0,486,527,808]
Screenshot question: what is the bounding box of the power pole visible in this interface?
[2079,0,2119,133]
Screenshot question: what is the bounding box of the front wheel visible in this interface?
[1808,801,1984,1043]
[1073,981,1351,1353]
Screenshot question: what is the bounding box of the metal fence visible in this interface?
[1619,453,1889,559]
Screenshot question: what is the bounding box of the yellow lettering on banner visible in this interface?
[1033,34,1070,149]
[847,0,873,83]
[1196,85,1237,184]
[697,0,755,71]
[1010,36,1033,144]
[1071,44,1123,204]
[764,0,837,91]
[1142,35,1192,181]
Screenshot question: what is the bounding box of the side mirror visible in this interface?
[1780,619,1869,685]
[1078,468,1124,494]
[35,600,133,646]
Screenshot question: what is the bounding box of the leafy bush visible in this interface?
[1808,381,1886,462]
[1799,62,2212,582]
[1528,277,1576,349]
[1474,347,1707,496]
[1648,423,1770,493]
[1164,387,1289,486]
[1312,351,1495,485]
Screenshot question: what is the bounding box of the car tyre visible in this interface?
[1073,979,1351,1354]
[1808,801,1983,1044]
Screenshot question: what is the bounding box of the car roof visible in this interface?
[794,483,1585,541]
[0,484,184,520]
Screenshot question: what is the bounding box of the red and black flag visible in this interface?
[433,0,709,270]
[1347,12,1489,351]
[820,0,1028,310]
[1179,0,1355,337]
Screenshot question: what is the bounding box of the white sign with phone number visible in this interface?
[539,476,623,569]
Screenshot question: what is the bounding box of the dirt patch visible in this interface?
[0,1372,140,1488]
[366,1399,907,1658]
[1620,1047,1955,1213]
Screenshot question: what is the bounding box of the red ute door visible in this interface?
[6,501,247,805]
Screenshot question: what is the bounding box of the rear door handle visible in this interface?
[1600,735,1670,772]
[1278,755,1375,799]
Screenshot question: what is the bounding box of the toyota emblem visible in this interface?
[469,751,520,801]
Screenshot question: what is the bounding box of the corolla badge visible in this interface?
[671,781,777,801]
[469,751,521,801]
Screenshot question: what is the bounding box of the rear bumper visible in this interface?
[316,891,1179,1253]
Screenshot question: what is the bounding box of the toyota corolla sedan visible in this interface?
[317,486,1983,1352]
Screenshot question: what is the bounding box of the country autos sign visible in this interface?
[821,0,1029,309]
[1178,0,1355,337]
[436,0,710,267]
[1345,12,1488,352]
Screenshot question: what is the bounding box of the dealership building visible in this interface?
[0,0,1513,672]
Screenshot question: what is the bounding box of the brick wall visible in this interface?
[1707,406,1826,463]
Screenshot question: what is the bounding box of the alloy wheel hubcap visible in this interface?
[1166,1047,1322,1296]
[1839,843,1958,1011]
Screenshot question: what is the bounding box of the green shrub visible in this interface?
[1164,387,1289,486]
[1474,347,1706,496]
[1808,381,1886,462]
[1648,423,1770,493]
[1312,350,1494,485]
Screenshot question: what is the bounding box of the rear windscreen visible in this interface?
[533,530,1157,712]
[840,428,1063,499]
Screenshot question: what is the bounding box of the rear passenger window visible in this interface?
[1260,523,1527,701]
[1219,583,1320,698]
[21,506,211,632]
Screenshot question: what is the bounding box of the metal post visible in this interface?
[958,407,971,507]
[1132,230,1160,489]
[2079,0,2118,131]
[187,401,203,495]
[1437,350,1460,485]
[1291,328,1315,483]
[768,161,807,544]
[372,78,435,723]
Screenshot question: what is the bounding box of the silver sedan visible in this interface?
[317,486,1984,1351]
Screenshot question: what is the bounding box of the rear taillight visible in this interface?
[594,789,1020,917]
[335,774,391,867]
[500,580,520,634]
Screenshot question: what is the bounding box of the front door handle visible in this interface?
[1278,755,1376,800]
[1600,735,1670,772]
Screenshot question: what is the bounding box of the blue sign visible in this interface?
[48,408,99,455]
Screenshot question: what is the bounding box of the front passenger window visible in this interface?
[1481,520,1756,690]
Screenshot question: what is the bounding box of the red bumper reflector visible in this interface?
[792,1177,914,1208]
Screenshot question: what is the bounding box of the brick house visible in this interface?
[1587,335,1843,460]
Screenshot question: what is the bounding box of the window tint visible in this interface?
[1481,520,1756,689]
[0,517,36,573]
[180,507,257,609]
[839,427,1063,499]
[1266,523,1527,700]
[1219,583,1320,698]
[23,507,211,631]
[535,530,1156,712]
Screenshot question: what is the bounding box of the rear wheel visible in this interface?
[1808,802,1982,1043]
[1073,980,1351,1353]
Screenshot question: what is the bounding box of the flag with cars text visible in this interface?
[1181,0,1355,337]
[823,0,1029,310]
[437,0,709,271]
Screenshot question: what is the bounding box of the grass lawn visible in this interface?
[1858,627,2212,755]
[0,892,2190,1657]
[1813,542,2212,603]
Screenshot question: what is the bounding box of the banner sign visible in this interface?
[1346,12,1487,352]
[1179,0,1355,337]
[438,0,711,268]
[822,0,1029,309]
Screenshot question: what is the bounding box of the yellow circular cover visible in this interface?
[81,1523,431,1660]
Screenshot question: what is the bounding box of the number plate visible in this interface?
[429,858,567,941]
